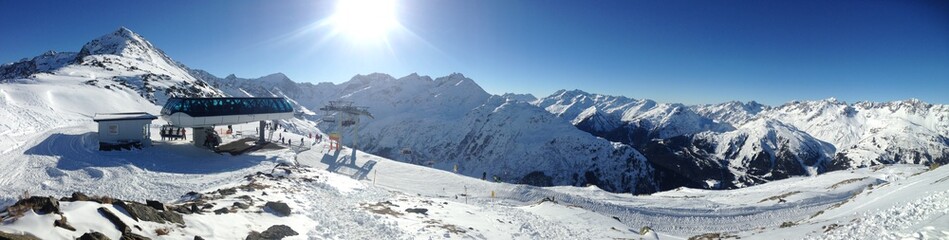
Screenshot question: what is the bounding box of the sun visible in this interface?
[330,0,400,42]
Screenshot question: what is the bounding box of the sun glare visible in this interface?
[331,0,399,42]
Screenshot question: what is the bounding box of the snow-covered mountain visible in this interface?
[191,68,948,193]
[535,91,949,189]
[0,27,224,104]
[198,72,658,193]
[500,92,537,103]
[535,89,734,144]
[691,100,768,126]
[762,98,949,169]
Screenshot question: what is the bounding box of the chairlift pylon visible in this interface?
[319,101,372,151]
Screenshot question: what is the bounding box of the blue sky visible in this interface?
[1,0,947,105]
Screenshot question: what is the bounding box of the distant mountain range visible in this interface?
[3,28,947,193]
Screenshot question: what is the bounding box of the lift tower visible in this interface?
[319,101,373,152]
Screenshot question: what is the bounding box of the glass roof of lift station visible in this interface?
[160,97,294,117]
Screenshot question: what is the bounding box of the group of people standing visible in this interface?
[278,131,323,147]
[159,125,186,141]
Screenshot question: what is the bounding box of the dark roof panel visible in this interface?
[160,97,294,117]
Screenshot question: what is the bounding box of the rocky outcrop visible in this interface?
[245,225,298,240]
[11,196,61,215]
[0,231,41,240]
[77,232,110,240]
[264,202,291,216]
[113,200,184,225]
[97,207,130,233]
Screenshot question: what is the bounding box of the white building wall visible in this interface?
[97,119,152,144]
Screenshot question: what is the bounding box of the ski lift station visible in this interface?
[93,97,296,151]
[160,97,295,148]
[93,112,158,151]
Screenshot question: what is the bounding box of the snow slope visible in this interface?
[0,81,286,206]
[294,136,947,239]
[2,107,943,239]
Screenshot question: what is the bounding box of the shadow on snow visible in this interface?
[25,132,275,174]
[320,148,376,180]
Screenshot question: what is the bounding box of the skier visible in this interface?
[482,172,486,180]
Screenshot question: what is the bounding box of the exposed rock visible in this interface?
[245,225,298,240]
[245,232,262,240]
[0,231,41,240]
[181,192,203,201]
[233,202,250,209]
[120,232,151,240]
[98,207,130,233]
[193,237,205,240]
[172,205,192,214]
[261,225,298,239]
[114,200,158,222]
[77,231,110,240]
[54,215,76,231]
[264,202,291,216]
[70,192,91,202]
[238,182,269,192]
[217,188,237,196]
[145,200,165,211]
[406,208,429,215]
[213,208,230,215]
[236,195,254,202]
[14,196,61,214]
[158,211,184,225]
[113,200,183,224]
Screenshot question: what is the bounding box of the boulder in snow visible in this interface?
[77,231,109,240]
[264,201,291,216]
[245,225,298,240]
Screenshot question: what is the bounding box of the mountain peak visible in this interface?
[343,73,396,87]
[447,72,466,79]
[115,26,137,38]
[823,97,840,103]
[551,89,591,98]
[261,72,288,80]
[76,27,174,66]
